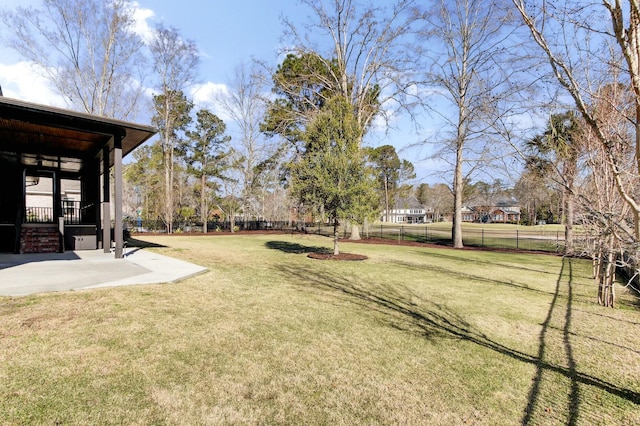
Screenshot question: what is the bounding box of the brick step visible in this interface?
[20,226,60,254]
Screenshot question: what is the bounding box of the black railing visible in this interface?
[24,200,85,224]
[124,218,297,233]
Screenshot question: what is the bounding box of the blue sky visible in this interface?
[0,0,446,184]
[136,1,305,81]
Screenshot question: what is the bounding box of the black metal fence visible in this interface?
[124,219,574,254]
[304,223,570,254]
[124,218,298,234]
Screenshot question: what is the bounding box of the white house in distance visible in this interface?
[381,196,436,224]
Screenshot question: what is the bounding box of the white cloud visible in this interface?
[190,81,231,118]
[130,2,156,43]
[0,62,65,107]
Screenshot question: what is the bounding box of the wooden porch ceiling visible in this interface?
[0,97,156,173]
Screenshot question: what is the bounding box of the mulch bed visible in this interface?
[307,252,368,261]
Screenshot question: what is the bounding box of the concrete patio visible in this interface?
[0,249,207,297]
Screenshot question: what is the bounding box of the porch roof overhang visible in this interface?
[0,96,156,174]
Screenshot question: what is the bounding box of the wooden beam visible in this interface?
[102,145,110,254]
[114,136,123,259]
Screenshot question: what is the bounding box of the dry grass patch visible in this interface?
[1,233,639,425]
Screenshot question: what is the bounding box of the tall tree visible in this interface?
[281,0,418,132]
[527,111,582,252]
[149,25,199,234]
[290,97,377,255]
[367,145,401,222]
[151,90,193,233]
[185,109,230,234]
[1,0,146,119]
[367,145,416,222]
[419,0,526,248]
[124,144,164,223]
[262,52,333,151]
[266,0,418,238]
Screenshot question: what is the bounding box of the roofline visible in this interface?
[0,96,157,135]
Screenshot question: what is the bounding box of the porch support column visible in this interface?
[114,136,124,259]
[53,171,63,252]
[102,144,111,254]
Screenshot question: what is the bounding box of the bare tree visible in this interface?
[1,0,146,120]
[513,0,640,306]
[416,183,454,222]
[217,63,273,219]
[149,25,199,234]
[513,167,555,225]
[576,80,636,307]
[418,0,529,248]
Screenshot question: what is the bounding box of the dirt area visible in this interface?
[307,252,368,261]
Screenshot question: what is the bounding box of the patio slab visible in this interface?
[0,249,207,297]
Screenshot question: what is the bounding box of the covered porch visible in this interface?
[0,97,156,258]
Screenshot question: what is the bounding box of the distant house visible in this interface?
[461,205,521,223]
[381,196,436,224]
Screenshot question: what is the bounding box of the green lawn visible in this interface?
[1,234,639,425]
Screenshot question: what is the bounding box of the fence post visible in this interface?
[482,229,484,248]
[516,229,519,250]
[425,225,428,242]
[381,224,383,239]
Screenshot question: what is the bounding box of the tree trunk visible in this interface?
[452,142,464,248]
[350,223,361,240]
[384,177,390,222]
[597,254,605,305]
[598,250,616,308]
[333,218,339,255]
[201,174,207,234]
[364,216,369,238]
[592,246,600,280]
[564,159,576,254]
[164,147,173,234]
[565,193,574,254]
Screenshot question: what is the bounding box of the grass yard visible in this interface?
[1,233,639,425]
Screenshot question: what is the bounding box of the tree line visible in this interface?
[3,0,640,306]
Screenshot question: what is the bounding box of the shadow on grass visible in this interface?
[265,240,331,255]
[274,259,640,421]
[125,237,167,248]
[572,307,640,326]
[412,249,566,277]
[385,257,597,306]
[522,257,579,425]
[387,257,558,299]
